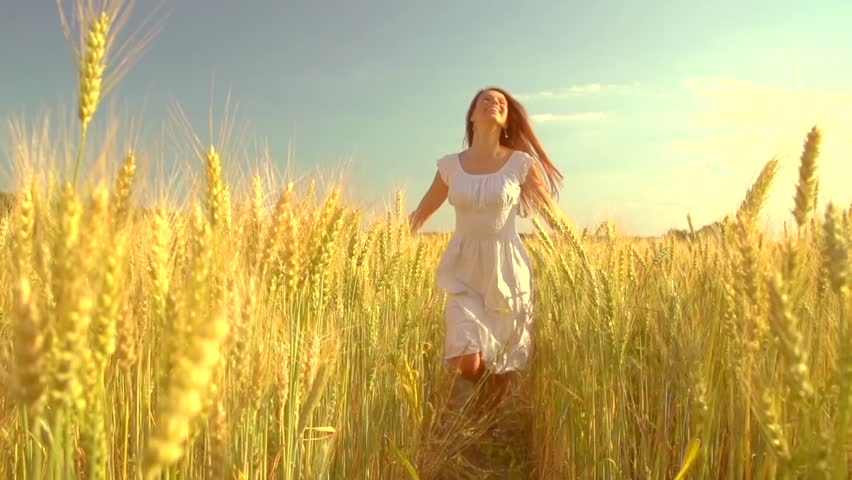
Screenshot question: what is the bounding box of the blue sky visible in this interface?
[2,0,851,236]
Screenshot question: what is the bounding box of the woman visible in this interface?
[408,86,572,411]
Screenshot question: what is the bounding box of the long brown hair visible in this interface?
[463,86,563,218]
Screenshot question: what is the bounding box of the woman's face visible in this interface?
[470,89,508,128]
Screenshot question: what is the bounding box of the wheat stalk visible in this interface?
[822,203,851,476]
[822,203,849,295]
[0,216,9,254]
[250,172,265,261]
[792,126,821,230]
[737,158,780,227]
[12,275,47,417]
[767,273,813,402]
[110,150,136,230]
[205,145,226,230]
[73,11,110,185]
[115,299,137,372]
[147,207,171,314]
[10,179,35,277]
[261,182,294,279]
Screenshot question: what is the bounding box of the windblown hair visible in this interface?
[463,86,564,218]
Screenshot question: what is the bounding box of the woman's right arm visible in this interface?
[408,170,448,234]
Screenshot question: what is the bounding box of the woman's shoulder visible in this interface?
[436,152,459,167]
[436,153,460,183]
[511,149,534,162]
[510,150,535,181]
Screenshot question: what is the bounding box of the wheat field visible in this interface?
[1,3,851,480]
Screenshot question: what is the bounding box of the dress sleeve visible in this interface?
[517,152,534,183]
[436,155,453,184]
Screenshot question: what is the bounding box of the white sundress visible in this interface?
[435,149,535,374]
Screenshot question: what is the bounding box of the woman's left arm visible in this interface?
[521,161,573,231]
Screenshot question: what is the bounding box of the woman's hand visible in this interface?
[408,170,448,235]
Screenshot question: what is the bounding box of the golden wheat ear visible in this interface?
[791,126,822,231]
[821,203,848,295]
[12,275,47,418]
[77,12,109,131]
[56,0,166,185]
[72,9,110,185]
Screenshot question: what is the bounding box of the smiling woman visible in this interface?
[408,86,573,413]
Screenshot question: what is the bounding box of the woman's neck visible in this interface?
[469,124,503,158]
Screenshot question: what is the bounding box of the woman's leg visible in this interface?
[447,356,507,409]
[447,354,516,414]
[446,352,484,383]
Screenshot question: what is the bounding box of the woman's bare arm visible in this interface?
[521,161,573,231]
[408,170,448,234]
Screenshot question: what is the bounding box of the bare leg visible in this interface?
[447,354,516,414]
[446,353,490,415]
[446,352,484,384]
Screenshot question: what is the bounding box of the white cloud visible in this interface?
[654,76,852,232]
[570,83,602,94]
[530,112,607,123]
[516,82,639,101]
